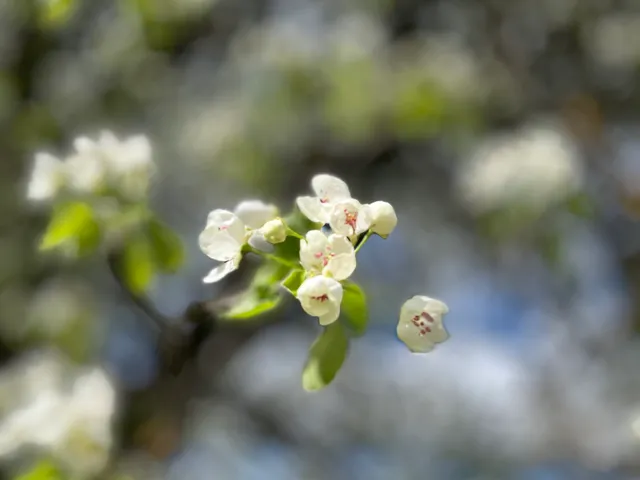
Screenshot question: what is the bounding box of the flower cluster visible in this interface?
[27,131,155,203]
[199,173,449,354]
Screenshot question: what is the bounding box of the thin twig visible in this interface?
[106,252,170,334]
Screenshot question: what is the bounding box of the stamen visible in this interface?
[344,209,357,232]
[421,311,435,323]
[312,294,329,302]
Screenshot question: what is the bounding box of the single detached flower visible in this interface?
[296,174,351,224]
[297,275,344,325]
[27,153,64,202]
[368,201,397,237]
[397,295,449,353]
[199,200,279,283]
[299,230,356,280]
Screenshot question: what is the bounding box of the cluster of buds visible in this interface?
[199,173,449,353]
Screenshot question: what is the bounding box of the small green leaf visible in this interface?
[147,218,185,273]
[40,202,101,256]
[565,192,595,218]
[341,281,368,335]
[281,270,306,296]
[14,459,61,480]
[224,291,282,320]
[302,322,349,392]
[121,235,155,294]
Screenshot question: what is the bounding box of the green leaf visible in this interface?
[14,460,61,480]
[147,218,185,273]
[281,270,306,296]
[341,281,368,335]
[272,235,303,262]
[565,192,595,218]
[120,235,155,294]
[40,202,101,257]
[302,322,349,392]
[224,290,282,320]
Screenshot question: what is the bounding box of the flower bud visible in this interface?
[260,218,287,244]
[369,201,397,237]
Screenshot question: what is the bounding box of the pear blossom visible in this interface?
[68,131,155,198]
[260,218,287,244]
[397,295,449,353]
[329,198,372,237]
[368,201,397,237]
[199,200,279,283]
[296,174,351,224]
[27,152,64,202]
[297,275,344,325]
[299,230,356,280]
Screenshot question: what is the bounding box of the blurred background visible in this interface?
[3,0,640,478]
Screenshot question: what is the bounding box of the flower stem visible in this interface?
[354,230,373,254]
[248,246,300,269]
[286,228,304,240]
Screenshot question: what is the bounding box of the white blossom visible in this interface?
[299,230,356,280]
[65,136,108,193]
[367,201,397,237]
[260,218,287,244]
[397,295,449,353]
[328,198,372,237]
[296,174,351,224]
[26,152,64,202]
[296,275,344,326]
[199,200,279,283]
[0,352,116,477]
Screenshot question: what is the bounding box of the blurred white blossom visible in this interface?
[26,153,64,202]
[457,121,584,214]
[0,351,116,477]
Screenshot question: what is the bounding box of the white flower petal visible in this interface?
[299,230,329,271]
[27,153,63,201]
[296,196,328,223]
[234,200,278,229]
[311,174,351,202]
[368,201,397,237]
[397,295,449,353]
[199,229,243,261]
[396,322,436,353]
[64,152,105,193]
[297,276,343,324]
[329,199,366,236]
[324,253,356,281]
[203,255,241,283]
[319,305,341,326]
[205,209,246,244]
[327,234,353,255]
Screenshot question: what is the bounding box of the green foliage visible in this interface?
[38,0,78,29]
[272,235,303,262]
[223,262,290,320]
[565,192,595,218]
[14,460,62,480]
[146,218,185,273]
[341,281,368,335]
[302,322,349,391]
[39,202,101,257]
[281,270,306,296]
[284,209,320,239]
[120,234,156,294]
